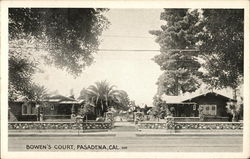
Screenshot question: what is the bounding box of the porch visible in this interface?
[164,102,199,117]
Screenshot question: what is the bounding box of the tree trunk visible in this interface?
[101,100,104,114]
[175,76,179,96]
[232,113,236,122]
[233,88,237,100]
[37,106,40,121]
[105,97,109,111]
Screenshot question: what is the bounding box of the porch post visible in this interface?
[176,105,180,117]
[198,105,204,121]
[36,104,40,121]
[71,104,75,114]
[71,104,76,121]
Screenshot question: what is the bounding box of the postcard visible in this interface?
[1,0,249,158]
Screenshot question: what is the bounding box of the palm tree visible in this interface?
[24,83,48,121]
[27,84,48,102]
[80,80,130,117]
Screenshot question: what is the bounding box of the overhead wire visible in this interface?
[102,35,154,39]
[9,46,198,53]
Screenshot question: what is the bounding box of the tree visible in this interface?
[226,101,242,122]
[9,8,109,100]
[26,84,48,102]
[151,95,167,120]
[78,103,95,121]
[79,81,130,117]
[150,9,203,96]
[8,49,37,101]
[150,9,244,97]
[198,9,244,91]
[18,83,48,121]
[111,90,130,111]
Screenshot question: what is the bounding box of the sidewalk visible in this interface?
[9,130,243,137]
[136,132,243,136]
[8,130,116,137]
[136,129,243,136]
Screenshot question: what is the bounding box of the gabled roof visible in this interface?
[11,94,85,104]
[44,95,78,104]
[45,95,75,101]
[182,92,236,102]
[161,95,184,103]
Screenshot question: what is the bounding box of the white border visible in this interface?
[1,0,249,158]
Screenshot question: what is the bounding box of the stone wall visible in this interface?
[82,122,112,130]
[173,122,243,130]
[137,122,167,129]
[8,121,112,130]
[137,121,243,131]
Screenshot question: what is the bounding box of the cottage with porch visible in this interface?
[8,95,84,122]
[161,92,237,122]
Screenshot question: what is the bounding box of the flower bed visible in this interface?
[138,121,243,131]
[8,121,112,130]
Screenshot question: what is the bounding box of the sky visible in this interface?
[33,9,165,106]
[33,9,236,106]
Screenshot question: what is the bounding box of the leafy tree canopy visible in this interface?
[150,9,243,96]
[150,9,203,95]
[9,8,109,100]
[9,8,109,74]
[199,9,243,89]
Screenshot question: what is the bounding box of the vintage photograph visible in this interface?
[3,4,248,158]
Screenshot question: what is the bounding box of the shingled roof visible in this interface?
[182,92,236,102]
[161,91,236,104]
[44,95,84,104]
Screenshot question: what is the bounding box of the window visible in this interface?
[22,103,36,115]
[22,105,27,115]
[200,105,217,116]
[193,105,196,110]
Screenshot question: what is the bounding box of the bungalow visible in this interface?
[42,95,84,121]
[161,92,237,122]
[8,95,84,122]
